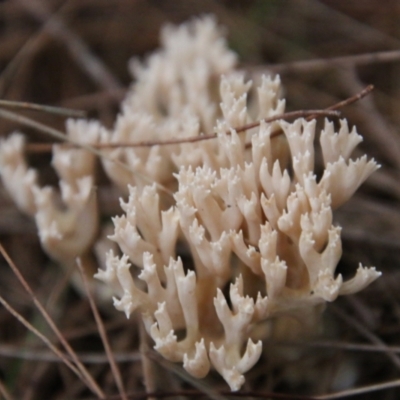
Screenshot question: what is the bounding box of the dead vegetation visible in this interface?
[1,1,400,399]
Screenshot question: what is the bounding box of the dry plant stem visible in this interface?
[9,337,400,363]
[148,352,228,400]
[319,84,374,114]
[26,84,374,154]
[18,334,400,364]
[74,109,340,149]
[0,107,172,196]
[331,305,400,370]
[306,0,400,48]
[61,88,127,110]
[258,49,400,75]
[0,344,141,363]
[139,322,157,400]
[16,0,123,96]
[271,339,400,355]
[101,389,318,399]
[0,0,83,97]
[76,258,128,400]
[0,1,57,98]
[23,363,50,400]
[57,363,90,400]
[0,31,44,98]
[337,68,400,170]
[366,169,400,201]
[0,378,13,400]
[25,109,340,154]
[315,379,400,400]
[0,99,86,118]
[0,243,105,399]
[243,85,373,149]
[62,317,130,342]
[45,260,77,309]
[0,294,80,377]
[346,295,376,330]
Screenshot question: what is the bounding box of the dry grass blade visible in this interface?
[0,377,14,400]
[0,32,43,98]
[138,322,157,400]
[0,294,81,378]
[315,379,400,400]
[148,351,229,400]
[271,339,400,354]
[258,49,400,74]
[0,99,86,117]
[0,243,105,399]
[76,258,128,400]
[331,305,400,370]
[98,389,318,399]
[16,0,123,96]
[0,345,141,363]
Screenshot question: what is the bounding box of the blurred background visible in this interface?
[1,1,400,399]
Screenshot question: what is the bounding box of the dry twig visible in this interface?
[77,258,128,400]
[0,243,105,398]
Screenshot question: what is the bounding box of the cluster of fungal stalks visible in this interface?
[0,16,380,390]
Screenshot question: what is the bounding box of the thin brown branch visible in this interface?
[315,378,400,400]
[100,389,318,400]
[315,84,374,114]
[232,110,339,135]
[331,305,400,371]
[60,88,127,110]
[25,109,340,153]
[0,99,86,117]
[0,344,141,363]
[139,321,157,400]
[337,67,400,169]
[252,49,400,75]
[268,339,400,354]
[6,337,400,364]
[25,84,374,154]
[16,0,123,96]
[82,109,339,147]
[148,351,229,400]
[0,294,80,378]
[0,29,45,98]
[77,258,128,400]
[0,378,14,400]
[265,84,373,144]
[0,243,105,399]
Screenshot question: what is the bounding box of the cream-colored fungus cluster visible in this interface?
[96,82,380,389]
[0,16,235,265]
[0,16,380,391]
[0,120,100,265]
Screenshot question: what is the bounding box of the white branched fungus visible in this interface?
[100,45,380,390]
[0,120,100,264]
[0,16,380,391]
[97,99,379,389]
[100,15,237,192]
[0,133,39,215]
